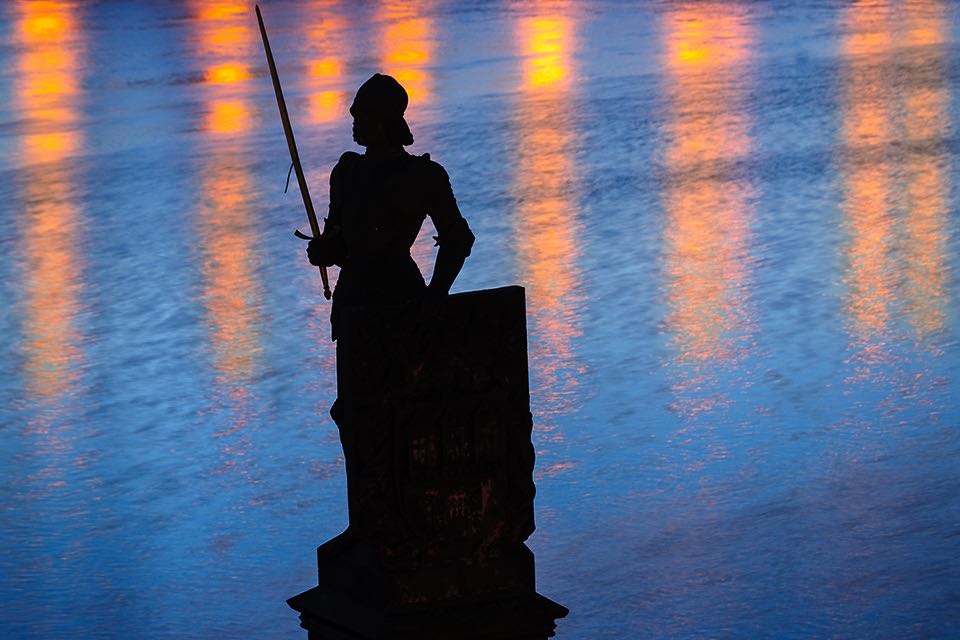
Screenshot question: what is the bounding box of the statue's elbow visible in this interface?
[452,223,476,259]
[434,221,475,259]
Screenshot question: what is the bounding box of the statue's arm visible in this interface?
[425,161,475,296]
[307,153,354,268]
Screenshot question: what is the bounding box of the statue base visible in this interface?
[288,287,567,638]
[288,586,567,639]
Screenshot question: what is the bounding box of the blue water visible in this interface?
[1,1,958,638]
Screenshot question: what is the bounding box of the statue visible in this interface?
[286,73,567,640]
[306,73,476,337]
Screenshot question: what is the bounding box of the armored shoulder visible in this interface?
[333,151,361,172]
[415,152,451,184]
[330,151,361,187]
[415,153,474,258]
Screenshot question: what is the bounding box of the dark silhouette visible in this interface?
[305,73,475,336]
[287,74,567,639]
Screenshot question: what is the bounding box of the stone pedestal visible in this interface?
[288,286,567,638]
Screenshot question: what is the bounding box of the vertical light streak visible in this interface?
[198,2,254,136]
[661,6,754,368]
[378,0,435,105]
[901,0,950,338]
[840,1,896,342]
[15,0,85,403]
[305,2,347,124]
[513,6,583,431]
[193,1,262,393]
[197,161,262,388]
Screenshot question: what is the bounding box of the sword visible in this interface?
[256,4,332,300]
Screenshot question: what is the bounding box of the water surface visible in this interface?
[1,1,958,638]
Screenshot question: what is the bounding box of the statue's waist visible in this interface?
[345,247,414,262]
[335,254,425,298]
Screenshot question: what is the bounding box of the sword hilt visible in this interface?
[295,230,332,299]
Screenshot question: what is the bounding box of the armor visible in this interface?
[311,149,475,338]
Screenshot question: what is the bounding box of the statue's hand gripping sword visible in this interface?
[256,4,332,300]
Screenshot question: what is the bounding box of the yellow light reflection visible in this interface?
[199,4,246,21]
[194,2,254,135]
[15,0,84,401]
[379,1,434,104]
[523,17,572,89]
[514,9,583,429]
[305,5,347,124]
[661,6,753,366]
[206,63,250,84]
[22,13,66,37]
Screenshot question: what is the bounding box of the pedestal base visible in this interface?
[288,586,568,640]
[289,287,567,638]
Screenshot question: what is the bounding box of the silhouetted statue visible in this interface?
[288,74,567,639]
[305,73,476,339]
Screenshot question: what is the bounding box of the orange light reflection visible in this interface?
[195,2,254,135]
[206,63,250,85]
[15,0,85,401]
[197,162,263,384]
[207,100,252,135]
[379,1,434,104]
[514,8,583,431]
[193,1,263,386]
[305,3,347,124]
[661,6,753,367]
[901,1,950,337]
[840,2,896,341]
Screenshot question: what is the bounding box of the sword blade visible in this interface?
[256,4,332,299]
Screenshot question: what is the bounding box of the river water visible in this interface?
[1,1,958,638]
